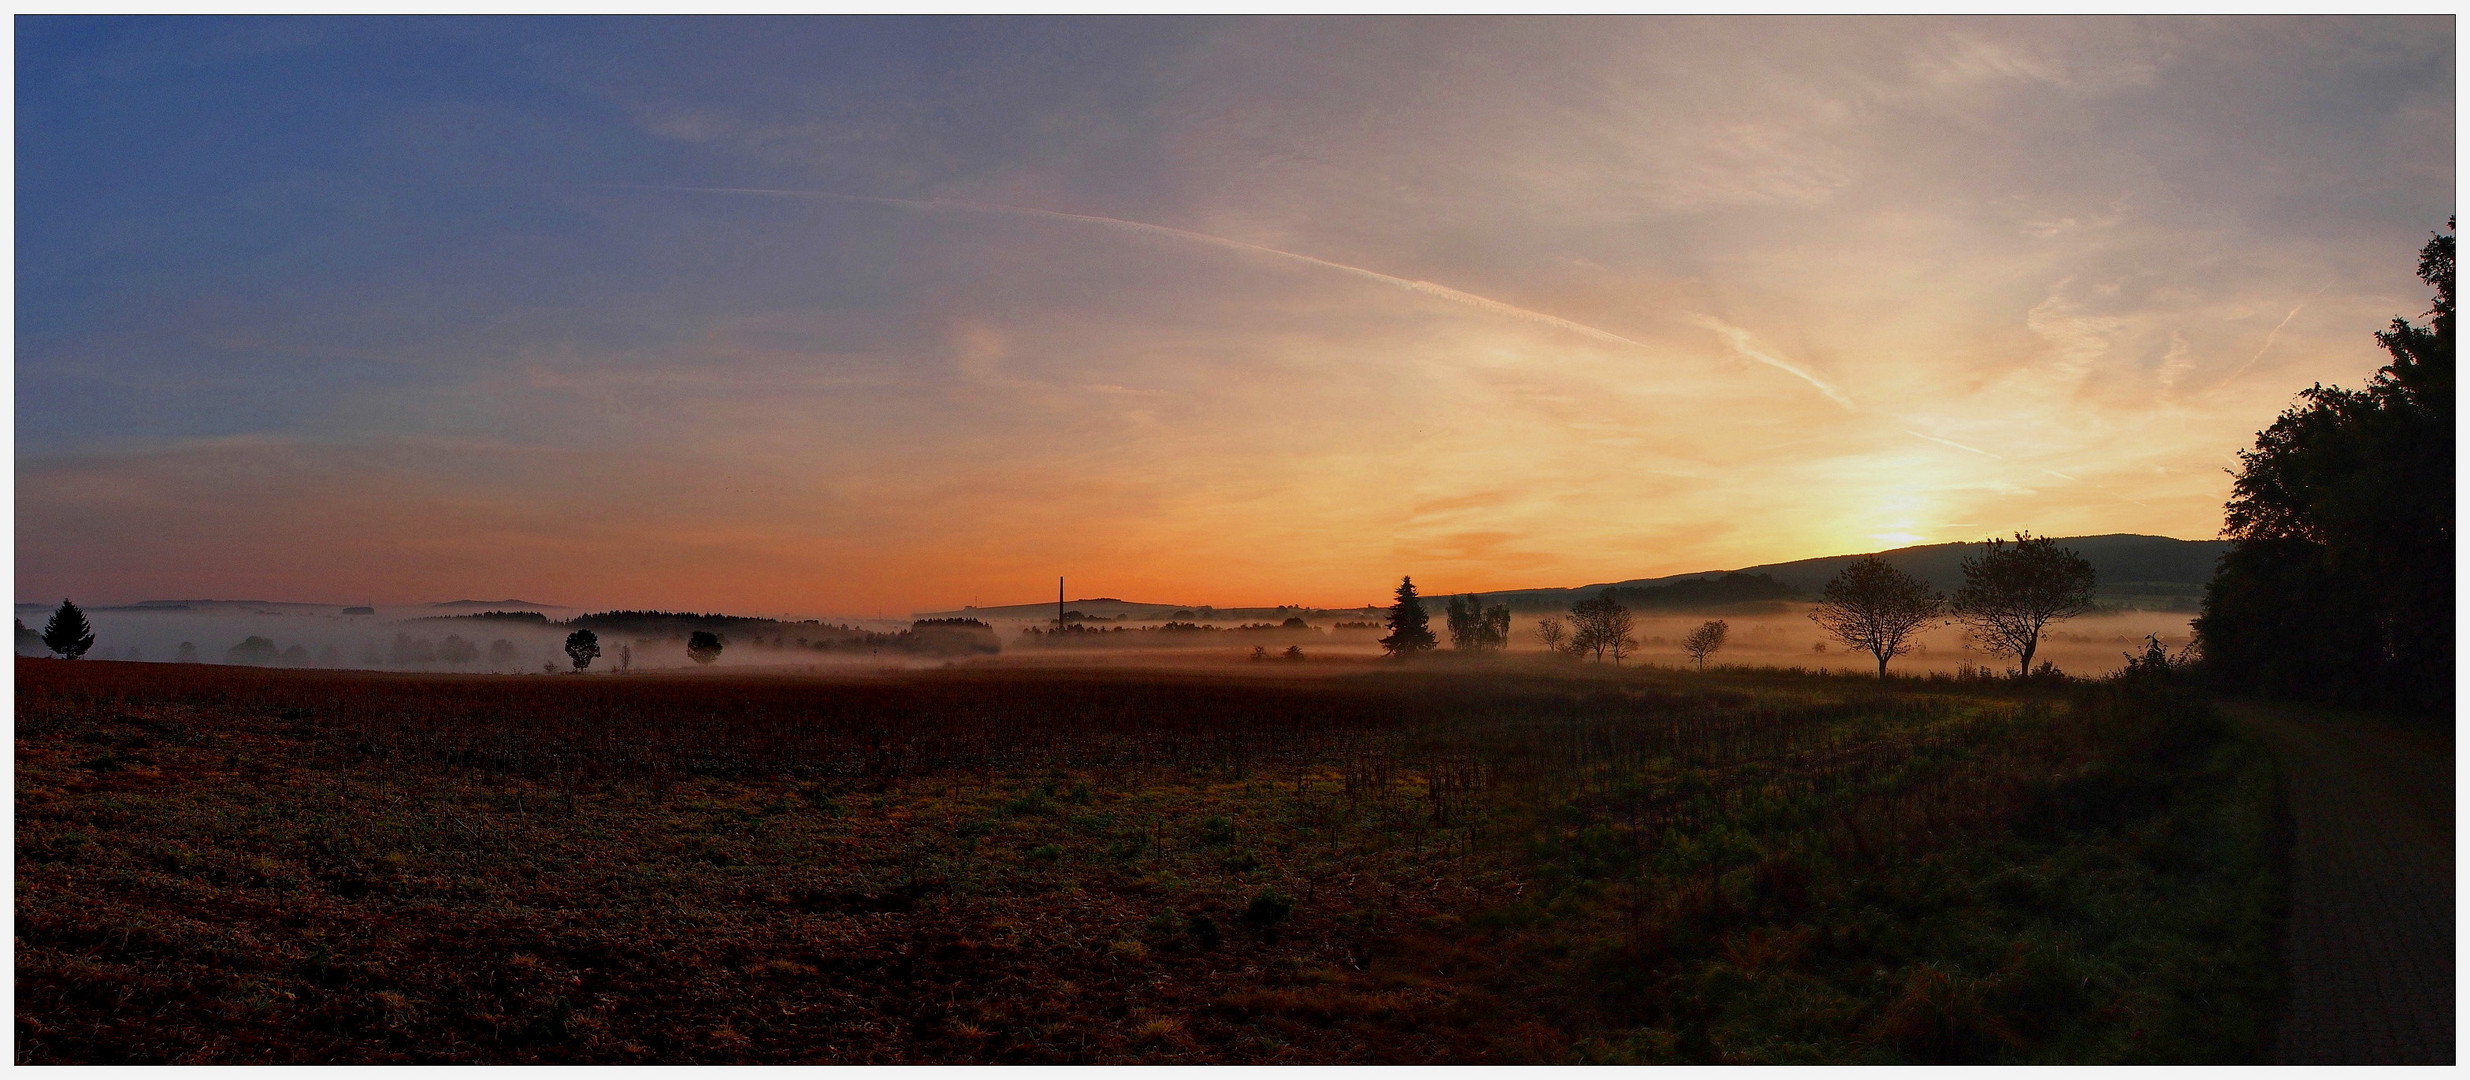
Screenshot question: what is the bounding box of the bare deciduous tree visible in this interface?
[1951,532,2098,675]
[1532,616,1568,654]
[1809,557,1944,678]
[1568,591,1637,664]
[1681,619,1729,671]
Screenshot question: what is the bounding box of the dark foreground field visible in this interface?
[17,659,2278,1063]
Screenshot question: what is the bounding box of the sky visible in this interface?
[15,16,2455,615]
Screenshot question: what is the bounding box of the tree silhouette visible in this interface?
[1379,577,1436,657]
[1951,532,2097,675]
[437,635,480,666]
[1568,590,1636,664]
[1532,616,1568,654]
[1446,594,1482,649]
[40,600,94,659]
[1810,557,1943,678]
[225,636,281,665]
[2198,222,2453,710]
[687,630,725,665]
[1445,594,1512,650]
[1681,619,1729,671]
[565,629,601,671]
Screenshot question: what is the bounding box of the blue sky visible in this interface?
[16,17,2454,611]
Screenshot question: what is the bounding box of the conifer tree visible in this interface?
[1379,577,1436,657]
[40,599,95,660]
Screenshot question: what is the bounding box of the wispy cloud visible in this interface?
[1906,430,1999,457]
[1678,314,1858,410]
[636,184,1866,410]
[14,18,2447,609]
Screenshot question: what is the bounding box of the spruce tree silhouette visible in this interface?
[1379,577,1436,657]
[40,600,95,660]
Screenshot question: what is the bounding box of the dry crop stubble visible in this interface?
[17,659,2274,1063]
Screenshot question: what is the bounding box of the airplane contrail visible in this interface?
[1905,430,2000,457]
[1680,315,1856,409]
[2224,285,2330,383]
[623,184,1858,409]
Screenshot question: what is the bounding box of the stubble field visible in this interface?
[17,657,2278,1063]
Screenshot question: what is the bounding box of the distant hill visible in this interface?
[16,599,346,614]
[913,598,1381,622]
[1466,534,2230,612]
[917,535,2227,621]
[429,599,564,611]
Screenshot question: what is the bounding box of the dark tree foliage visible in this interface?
[1809,558,1943,679]
[40,600,95,660]
[565,629,602,671]
[437,635,480,666]
[1379,577,1437,657]
[1567,590,1638,664]
[1444,594,1511,650]
[225,636,281,666]
[1951,532,2097,675]
[2197,223,2453,712]
[687,630,726,665]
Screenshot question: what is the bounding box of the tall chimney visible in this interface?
[1058,576,1066,628]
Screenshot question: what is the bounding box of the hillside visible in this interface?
[925,534,2227,620]
[914,598,1382,622]
[1480,534,2227,611]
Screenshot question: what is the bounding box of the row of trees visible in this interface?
[1377,530,2096,678]
[1808,533,2096,677]
[1385,579,1654,666]
[560,628,724,670]
[1443,594,1512,650]
[24,600,729,672]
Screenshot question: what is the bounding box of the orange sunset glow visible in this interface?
[18,17,2452,614]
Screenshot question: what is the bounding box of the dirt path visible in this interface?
[2223,701,2454,1064]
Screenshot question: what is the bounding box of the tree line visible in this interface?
[1377,532,2096,678]
[2196,222,2451,713]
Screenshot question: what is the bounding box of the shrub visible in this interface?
[1243,888,1294,929]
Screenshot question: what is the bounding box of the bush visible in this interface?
[1242,888,1293,929]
